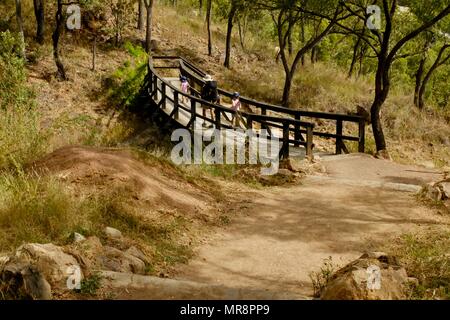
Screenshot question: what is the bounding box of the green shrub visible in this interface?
[0,31,48,169]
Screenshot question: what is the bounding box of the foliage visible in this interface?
[0,31,48,169]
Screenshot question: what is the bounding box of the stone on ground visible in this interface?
[320,252,410,300]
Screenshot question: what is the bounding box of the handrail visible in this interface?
[148,58,316,159]
[164,56,367,154]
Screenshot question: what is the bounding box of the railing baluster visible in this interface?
[161,82,166,110]
[215,108,221,129]
[294,114,301,147]
[306,126,313,160]
[336,119,343,155]
[191,99,196,130]
[358,119,365,153]
[282,122,290,160]
[174,91,179,120]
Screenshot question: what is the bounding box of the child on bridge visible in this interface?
[231,92,243,128]
[180,76,190,104]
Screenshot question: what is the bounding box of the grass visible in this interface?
[0,170,195,274]
[386,229,450,300]
[309,257,338,298]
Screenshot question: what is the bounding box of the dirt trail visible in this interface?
[174,155,447,298]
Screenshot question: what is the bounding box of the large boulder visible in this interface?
[320,252,410,300]
[0,243,83,299]
[12,243,82,290]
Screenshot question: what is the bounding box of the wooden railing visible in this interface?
[147,58,316,159]
[171,56,367,155]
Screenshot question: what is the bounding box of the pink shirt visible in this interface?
[181,81,189,93]
[232,98,241,111]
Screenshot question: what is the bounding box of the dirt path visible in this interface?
[174,155,447,298]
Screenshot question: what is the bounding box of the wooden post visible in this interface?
[161,82,166,109]
[306,126,313,160]
[294,114,301,147]
[358,119,365,153]
[282,122,290,160]
[174,91,179,120]
[215,108,221,128]
[191,99,196,130]
[336,119,343,155]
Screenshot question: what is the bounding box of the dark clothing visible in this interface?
[201,81,220,103]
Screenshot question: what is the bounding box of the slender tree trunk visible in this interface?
[300,16,305,66]
[206,0,212,56]
[52,0,67,80]
[145,0,154,53]
[15,0,26,59]
[224,3,237,68]
[92,35,97,72]
[414,57,425,108]
[33,0,45,44]
[416,44,450,110]
[138,0,145,31]
[348,37,361,78]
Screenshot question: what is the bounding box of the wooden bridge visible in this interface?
[145,56,367,160]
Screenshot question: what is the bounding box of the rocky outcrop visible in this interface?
[0,243,82,299]
[421,178,450,206]
[0,236,150,299]
[320,252,412,300]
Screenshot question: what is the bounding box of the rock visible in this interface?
[441,182,450,199]
[419,160,435,169]
[125,246,151,265]
[150,39,160,51]
[0,243,83,299]
[13,243,83,289]
[1,262,52,300]
[320,252,409,300]
[73,232,86,243]
[97,246,146,275]
[422,183,444,202]
[277,169,295,177]
[105,227,122,239]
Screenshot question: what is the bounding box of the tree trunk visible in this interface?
[414,57,425,108]
[206,0,212,56]
[15,0,26,59]
[33,0,45,44]
[224,3,237,68]
[348,37,361,78]
[52,0,67,80]
[92,36,97,72]
[281,73,293,107]
[138,0,145,31]
[145,0,154,53]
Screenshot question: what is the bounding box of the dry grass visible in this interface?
[386,227,450,300]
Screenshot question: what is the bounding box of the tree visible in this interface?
[206,0,212,56]
[52,0,67,80]
[33,0,45,44]
[224,0,238,68]
[415,42,450,109]
[138,0,145,31]
[267,0,347,106]
[15,0,26,59]
[143,0,154,53]
[333,0,450,156]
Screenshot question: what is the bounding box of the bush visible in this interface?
[0,31,48,169]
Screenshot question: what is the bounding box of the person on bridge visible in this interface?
[201,74,220,127]
[231,92,243,128]
[180,76,190,104]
